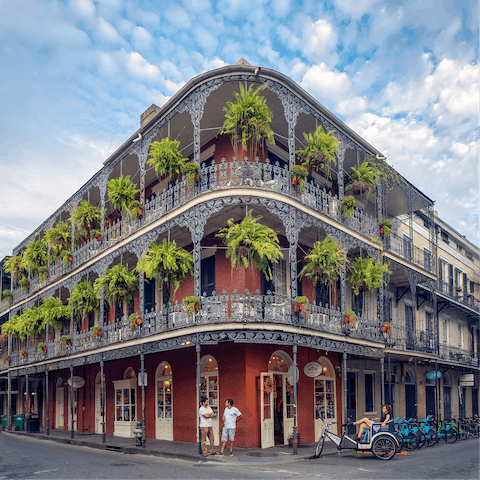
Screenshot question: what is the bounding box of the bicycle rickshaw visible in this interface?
[314,420,399,460]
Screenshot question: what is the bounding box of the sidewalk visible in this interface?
[1,428,339,463]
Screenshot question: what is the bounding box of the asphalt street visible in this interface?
[0,432,478,479]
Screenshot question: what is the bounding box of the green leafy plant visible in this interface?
[217,211,283,281]
[69,281,99,323]
[136,239,193,295]
[291,165,309,193]
[1,315,21,340]
[18,276,29,293]
[94,264,138,310]
[61,250,73,267]
[381,321,393,338]
[44,221,72,261]
[184,295,199,316]
[342,195,355,219]
[2,289,12,303]
[366,154,405,196]
[61,335,72,347]
[38,265,48,281]
[72,200,102,242]
[107,176,141,221]
[91,325,102,340]
[219,82,275,158]
[347,256,392,296]
[346,159,376,199]
[129,312,142,331]
[40,297,69,332]
[379,219,393,237]
[298,236,348,287]
[37,342,46,355]
[294,296,309,316]
[344,308,357,327]
[296,125,340,178]
[23,240,47,278]
[3,255,27,285]
[148,138,187,179]
[181,162,201,187]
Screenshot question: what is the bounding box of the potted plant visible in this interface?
[90,229,103,242]
[346,159,376,200]
[296,125,340,178]
[20,350,27,358]
[456,286,463,292]
[181,162,201,187]
[381,321,393,338]
[185,296,200,316]
[69,281,99,323]
[3,353,10,362]
[347,256,392,296]
[344,309,357,327]
[18,276,29,294]
[379,219,393,237]
[91,326,102,340]
[61,335,72,347]
[288,432,301,446]
[38,265,48,281]
[61,250,73,266]
[148,138,187,180]
[136,239,193,295]
[219,82,275,159]
[72,200,102,243]
[298,236,348,306]
[94,264,138,311]
[129,313,142,332]
[37,342,47,355]
[107,176,142,221]
[2,289,13,303]
[342,195,355,219]
[216,211,283,281]
[291,165,308,192]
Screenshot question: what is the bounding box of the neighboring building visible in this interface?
[0,60,478,447]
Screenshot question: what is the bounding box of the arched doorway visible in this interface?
[405,368,416,420]
[266,351,293,447]
[443,372,451,419]
[314,357,337,441]
[155,362,173,440]
[55,378,64,429]
[200,355,219,446]
[113,367,137,437]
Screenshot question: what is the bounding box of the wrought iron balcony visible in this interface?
[1,291,383,368]
[439,343,480,367]
[387,231,435,274]
[383,321,438,355]
[437,280,479,312]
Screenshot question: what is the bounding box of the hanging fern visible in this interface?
[40,297,69,332]
[347,256,392,296]
[136,239,193,294]
[216,210,283,280]
[94,264,138,309]
[219,82,275,158]
[346,159,376,199]
[298,236,347,286]
[23,240,47,277]
[296,125,340,178]
[148,138,187,179]
[44,221,72,261]
[69,281,99,322]
[107,176,141,221]
[1,315,22,340]
[4,255,27,284]
[72,200,102,240]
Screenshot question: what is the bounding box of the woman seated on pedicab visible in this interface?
[353,404,392,443]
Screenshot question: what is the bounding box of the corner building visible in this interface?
[1,59,478,448]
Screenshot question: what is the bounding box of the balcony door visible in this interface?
[260,372,274,449]
[405,304,414,349]
[155,362,173,440]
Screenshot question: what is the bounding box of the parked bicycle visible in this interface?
[394,418,419,450]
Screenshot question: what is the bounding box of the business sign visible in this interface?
[459,374,474,383]
[459,381,474,387]
[67,376,85,389]
[424,371,442,380]
[303,362,323,378]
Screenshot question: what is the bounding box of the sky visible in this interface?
[0,0,478,259]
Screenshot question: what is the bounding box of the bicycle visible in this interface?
[437,419,458,443]
[314,420,398,460]
[418,415,438,447]
[394,417,419,450]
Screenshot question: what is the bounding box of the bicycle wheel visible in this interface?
[463,425,472,440]
[372,435,396,460]
[394,433,404,452]
[458,426,466,441]
[314,436,325,458]
[416,431,426,448]
[425,431,438,447]
[443,427,458,443]
[404,432,419,450]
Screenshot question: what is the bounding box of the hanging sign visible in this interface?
[459,374,474,383]
[287,365,299,384]
[424,371,442,380]
[303,362,323,378]
[67,376,85,388]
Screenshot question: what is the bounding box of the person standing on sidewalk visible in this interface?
[219,399,242,456]
[199,397,218,457]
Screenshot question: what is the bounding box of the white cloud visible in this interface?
[131,26,153,51]
[193,26,218,55]
[164,5,192,29]
[95,17,125,44]
[125,51,162,83]
[69,0,96,20]
[201,57,228,72]
[180,0,212,14]
[301,63,351,104]
[333,0,382,19]
[303,19,338,61]
[270,0,291,17]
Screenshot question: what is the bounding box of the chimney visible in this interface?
[140,104,160,128]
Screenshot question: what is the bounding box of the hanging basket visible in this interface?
[137,206,143,217]
[135,315,143,326]
[292,176,298,186]
[95,234,103,242]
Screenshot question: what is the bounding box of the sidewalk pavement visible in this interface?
[1,428,339,463]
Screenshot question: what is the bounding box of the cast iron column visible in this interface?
[141,351,146,448]
[101,359,106,443]
[342,352,347,424]
[380,356,385,406]
[196,337,202,455]
[26,371,29,432]
[292,342,298,455]
[7,370,12,430]
[46,370,49,435]
[70,365,74,439]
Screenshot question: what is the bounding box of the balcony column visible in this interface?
[337,146,345,200]
[7,370,12,430]
[290,241,298,300]
[45,369,49,435]
[431,281,438,355]
[132,132,158,206]
[100,358,106,443]
[99,288,105,326]
[139,271,145,316]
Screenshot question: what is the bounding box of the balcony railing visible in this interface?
[439,343,480,367]
[387,232,435,274]
[385,323,437,354]
[437,281,480,312]
[1,291,383,368]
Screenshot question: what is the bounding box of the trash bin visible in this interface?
[26,414,40,433]
[14,414,25,431]
[1,415,6,429]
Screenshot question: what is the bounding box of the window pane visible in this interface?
[131,389,136,406]
[116,390,121,405]
[123,389,129,404]
[116,406,122,421]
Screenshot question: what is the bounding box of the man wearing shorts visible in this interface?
[219,399,242,456]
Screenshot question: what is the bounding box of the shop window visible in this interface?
[365,374,374,412]
[200,356,218,418]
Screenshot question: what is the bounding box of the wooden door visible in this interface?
[261,373,274,448]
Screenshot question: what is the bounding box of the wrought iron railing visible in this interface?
[1,291,383,368]
[439,343,480,367]
[387,231,435,273]
[437,281,479,312]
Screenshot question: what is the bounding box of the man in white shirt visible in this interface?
[219,399,242,456]
[199,396,218,457]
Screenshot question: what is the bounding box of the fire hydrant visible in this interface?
[133,420,143,447]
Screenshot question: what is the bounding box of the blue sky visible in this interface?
[0,0,478,259]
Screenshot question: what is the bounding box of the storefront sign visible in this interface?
[67,376,85,388]
[424,371,442,380]
[459,374,474,383]
[303,362,323,378]
[459,381,474,387]
[287,365,299,384]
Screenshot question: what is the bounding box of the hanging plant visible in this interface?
[44,221,72,261]
[381,321,393,338]
[3,255,27,285]
[344,308,357,327]
[24,240,47,279]
[181,162,201,187]
[38,265,48,281]
[69,281,99,323]
[346,159,376,199]
[72,200,102,243]
[91,326,102,340]
[37,342,47,355]
[296,125,340,178]
[107,176,142,221]
[18,276,29,293]
[2,289,13,303]
[342,195,355,219]
[94,264,138,309]
[1,315,22,340]
[291,165,309,193]
[40,297,69,332]
[379,219,393,237]
[219,82,275,158]
[129,313,142,331]
[61,335,72,347]
[136,239,193,295]
[216,211,283,281]
[148,138,187,180]
[346,256,392,296]
[185,296,200,316]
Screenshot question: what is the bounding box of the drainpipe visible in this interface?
[101,359,106,443]
[292,342,298,455]
[414,357,418,419]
